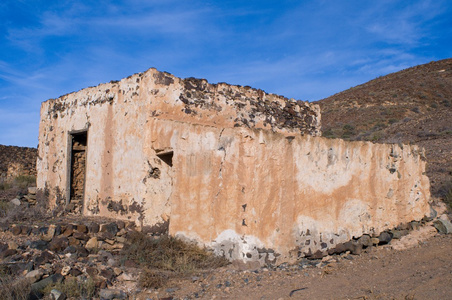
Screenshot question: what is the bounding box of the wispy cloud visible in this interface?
[1,0,451,147]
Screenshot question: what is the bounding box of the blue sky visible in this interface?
[1,0,451,147]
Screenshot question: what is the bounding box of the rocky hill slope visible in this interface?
[0,145,37,184]
[315,58,452,200]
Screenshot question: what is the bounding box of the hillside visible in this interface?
[315,58,452,200]
[0,144,37,184]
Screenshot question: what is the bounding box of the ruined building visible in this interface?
[37,68,431,264]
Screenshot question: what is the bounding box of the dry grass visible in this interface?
[122,232,229,288]
[0,175,51,223]
[0,273,33,300]
[439,180,452,210]
[42,276,96,299]
[138,269,169,289]
[0,175,36,191]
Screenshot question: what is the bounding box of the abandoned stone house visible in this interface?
[37,68,431,264]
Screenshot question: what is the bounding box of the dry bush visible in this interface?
[42,276,96,298]
[439,180,452,210]
[122,232,229,288]
[123,232,228,272]
[0,273,33,300]
[13,175,36,189]
[1,196,50,223]
[138,269,168,289]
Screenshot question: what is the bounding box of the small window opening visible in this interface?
[156,150,173,167]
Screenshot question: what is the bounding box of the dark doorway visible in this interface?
[69,131,87,213]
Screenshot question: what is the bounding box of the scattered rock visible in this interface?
[117,272,134,281]
[42,225,56,242]
[390,230,409,239]
[87,223,100,233]
[31,274,64,297]
[50,289,67,300]
[371,238,380,245]
[61,266,71,276]
[358,235,372,247]
[10,198,21,206]
[99,288,127,300]
[433,218,452,234]
[86,267,99,277]
[72,232,89,241]
[100,268,115,281]
[7,241,18,250]
[30,240,49,250]
[100,223,119,236]
[378,232,393,244]
[34,251,55,266]
[409,221,420,231]
[49,236,69,252]
[76,224,88,233]
[70,268,82,276]
[11,226,22,236]
[85,237,98,250]
[25,269,44,283]
[0,248,17,259]
[62,227,73,237]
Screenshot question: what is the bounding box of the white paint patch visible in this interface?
[209,229,266,262]
[338,199,372,237]
[293,140,355,194]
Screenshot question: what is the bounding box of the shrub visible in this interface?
[439,180,452,210]
[322,129,336,138]
[122,232,229,288]
[0,201,12,218]
[0,274,33,300]
[0,181,10,191]
[139,269,168,289]
[13,175,36,188]
[42,276,96,298]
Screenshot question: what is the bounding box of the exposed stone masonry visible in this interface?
[179,76,320,135]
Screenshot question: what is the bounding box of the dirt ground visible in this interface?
[144,233,452,300]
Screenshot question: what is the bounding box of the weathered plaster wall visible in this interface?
[159,121,430,264]
[37,68,320,226]
[37,67,430,264]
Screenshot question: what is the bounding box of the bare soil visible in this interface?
[136,232,452,300]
